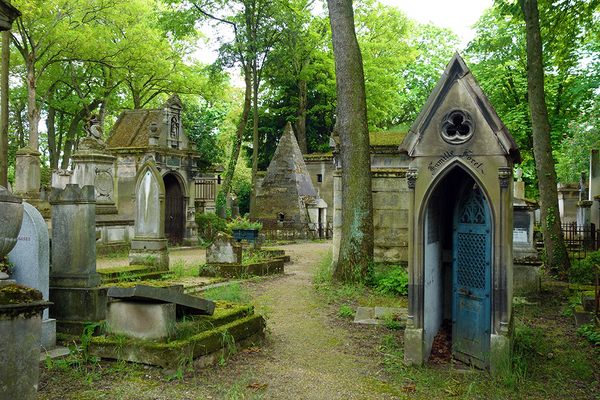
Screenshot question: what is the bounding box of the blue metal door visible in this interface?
[452,184,491,368]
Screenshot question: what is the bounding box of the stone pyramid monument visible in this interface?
[253,122,319,228]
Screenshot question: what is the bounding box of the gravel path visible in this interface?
[202,241,397,399]
[96,247,206,270]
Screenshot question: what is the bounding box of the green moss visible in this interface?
[98,265,149,275]
[0,283,43,305]
[369,131,407,147]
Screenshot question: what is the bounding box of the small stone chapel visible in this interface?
[400,54,519,371]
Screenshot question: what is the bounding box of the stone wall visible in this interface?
[304,155,335,224]
[333,169,409,264]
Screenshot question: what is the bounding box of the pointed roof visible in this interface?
[400,53,521,163]
[260,122,317,198]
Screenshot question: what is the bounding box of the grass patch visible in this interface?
[170,260,200,278]
[338,304,354,319]
[202,283,250,303]
[313,252,406,309]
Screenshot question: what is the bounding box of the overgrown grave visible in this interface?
[200,232,289,278]
[88,284,265,369]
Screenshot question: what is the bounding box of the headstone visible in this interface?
[8,202,56,348]
[49,184,106,334]
[107,285,215,315]
[128,160,169,270]
[207,233,242,264]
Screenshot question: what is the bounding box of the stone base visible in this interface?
[96,203,119,215]
[129,239,169,271]
[0,313,42,400]
[204,258,285,279]
[107,301,176,340]
[513,262,542,296]
[50,272,101,288]
[41,318,57,349]
[403,327,424,366]
[49,286,107,333]
[490,334,511,377]
[90,314,265,369]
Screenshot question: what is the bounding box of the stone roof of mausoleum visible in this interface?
[106,109,162,149]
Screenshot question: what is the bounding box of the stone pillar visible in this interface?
[49,184,106,334]
[70,137,117,215]
[14,147,41,199]
[589,150,600,226]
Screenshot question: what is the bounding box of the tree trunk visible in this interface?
[220,64,252,207]
[327,0,373,282]
[46,106,58,170]
[60,114,82,170]
[249,58,260,216]
[15,101,25,148]
[521,0,570,274]
[25,56,40,150]
[295,79,308,154]
[0,31,9,187]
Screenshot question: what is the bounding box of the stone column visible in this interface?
[49,184,106,334]
[14,147,41,199]
[70,137,117,215]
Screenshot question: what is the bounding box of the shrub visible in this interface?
[196,212,228,242]
[226,216,262,231]
[369,266,409,296]
[570,251,600,284]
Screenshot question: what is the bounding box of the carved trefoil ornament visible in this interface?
[440,110,474,145]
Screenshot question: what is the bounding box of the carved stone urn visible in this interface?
[0,185,23,278]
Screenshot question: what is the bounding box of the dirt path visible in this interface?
[200,242,396,399]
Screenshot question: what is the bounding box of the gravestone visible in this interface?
[8,202,56,348]
[49,184,106,334]
[206,233,241,264]
[128,160,169,270]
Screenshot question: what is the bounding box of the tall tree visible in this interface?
[327,0,373,281]
[520,0,570,274]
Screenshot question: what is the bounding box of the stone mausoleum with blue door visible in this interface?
[399,54,520,372]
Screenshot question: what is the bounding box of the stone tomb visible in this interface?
[401,54,518,373]
[106,285,215,340]
[8,202,56,348]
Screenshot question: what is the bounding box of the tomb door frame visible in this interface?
[163,171,187,244]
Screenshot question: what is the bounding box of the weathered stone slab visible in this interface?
[353,307,407,326]
[107,301,176,339]
[107,285,215,315]
[207,233,241,264]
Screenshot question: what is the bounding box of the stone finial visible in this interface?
[49,184,95,204]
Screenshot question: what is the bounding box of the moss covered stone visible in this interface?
[0,284,42,305]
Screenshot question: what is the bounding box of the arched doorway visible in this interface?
[164,173,185,244]
[422,166,492,368]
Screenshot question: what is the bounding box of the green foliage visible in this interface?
[226,217,262,231]
[570,251,600,284]
[338,304,354,319]
[577,323,600,346]
[196,212,229,241]
[242,250,270,265]
[368,266,409,296]
[382,314,403,330]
